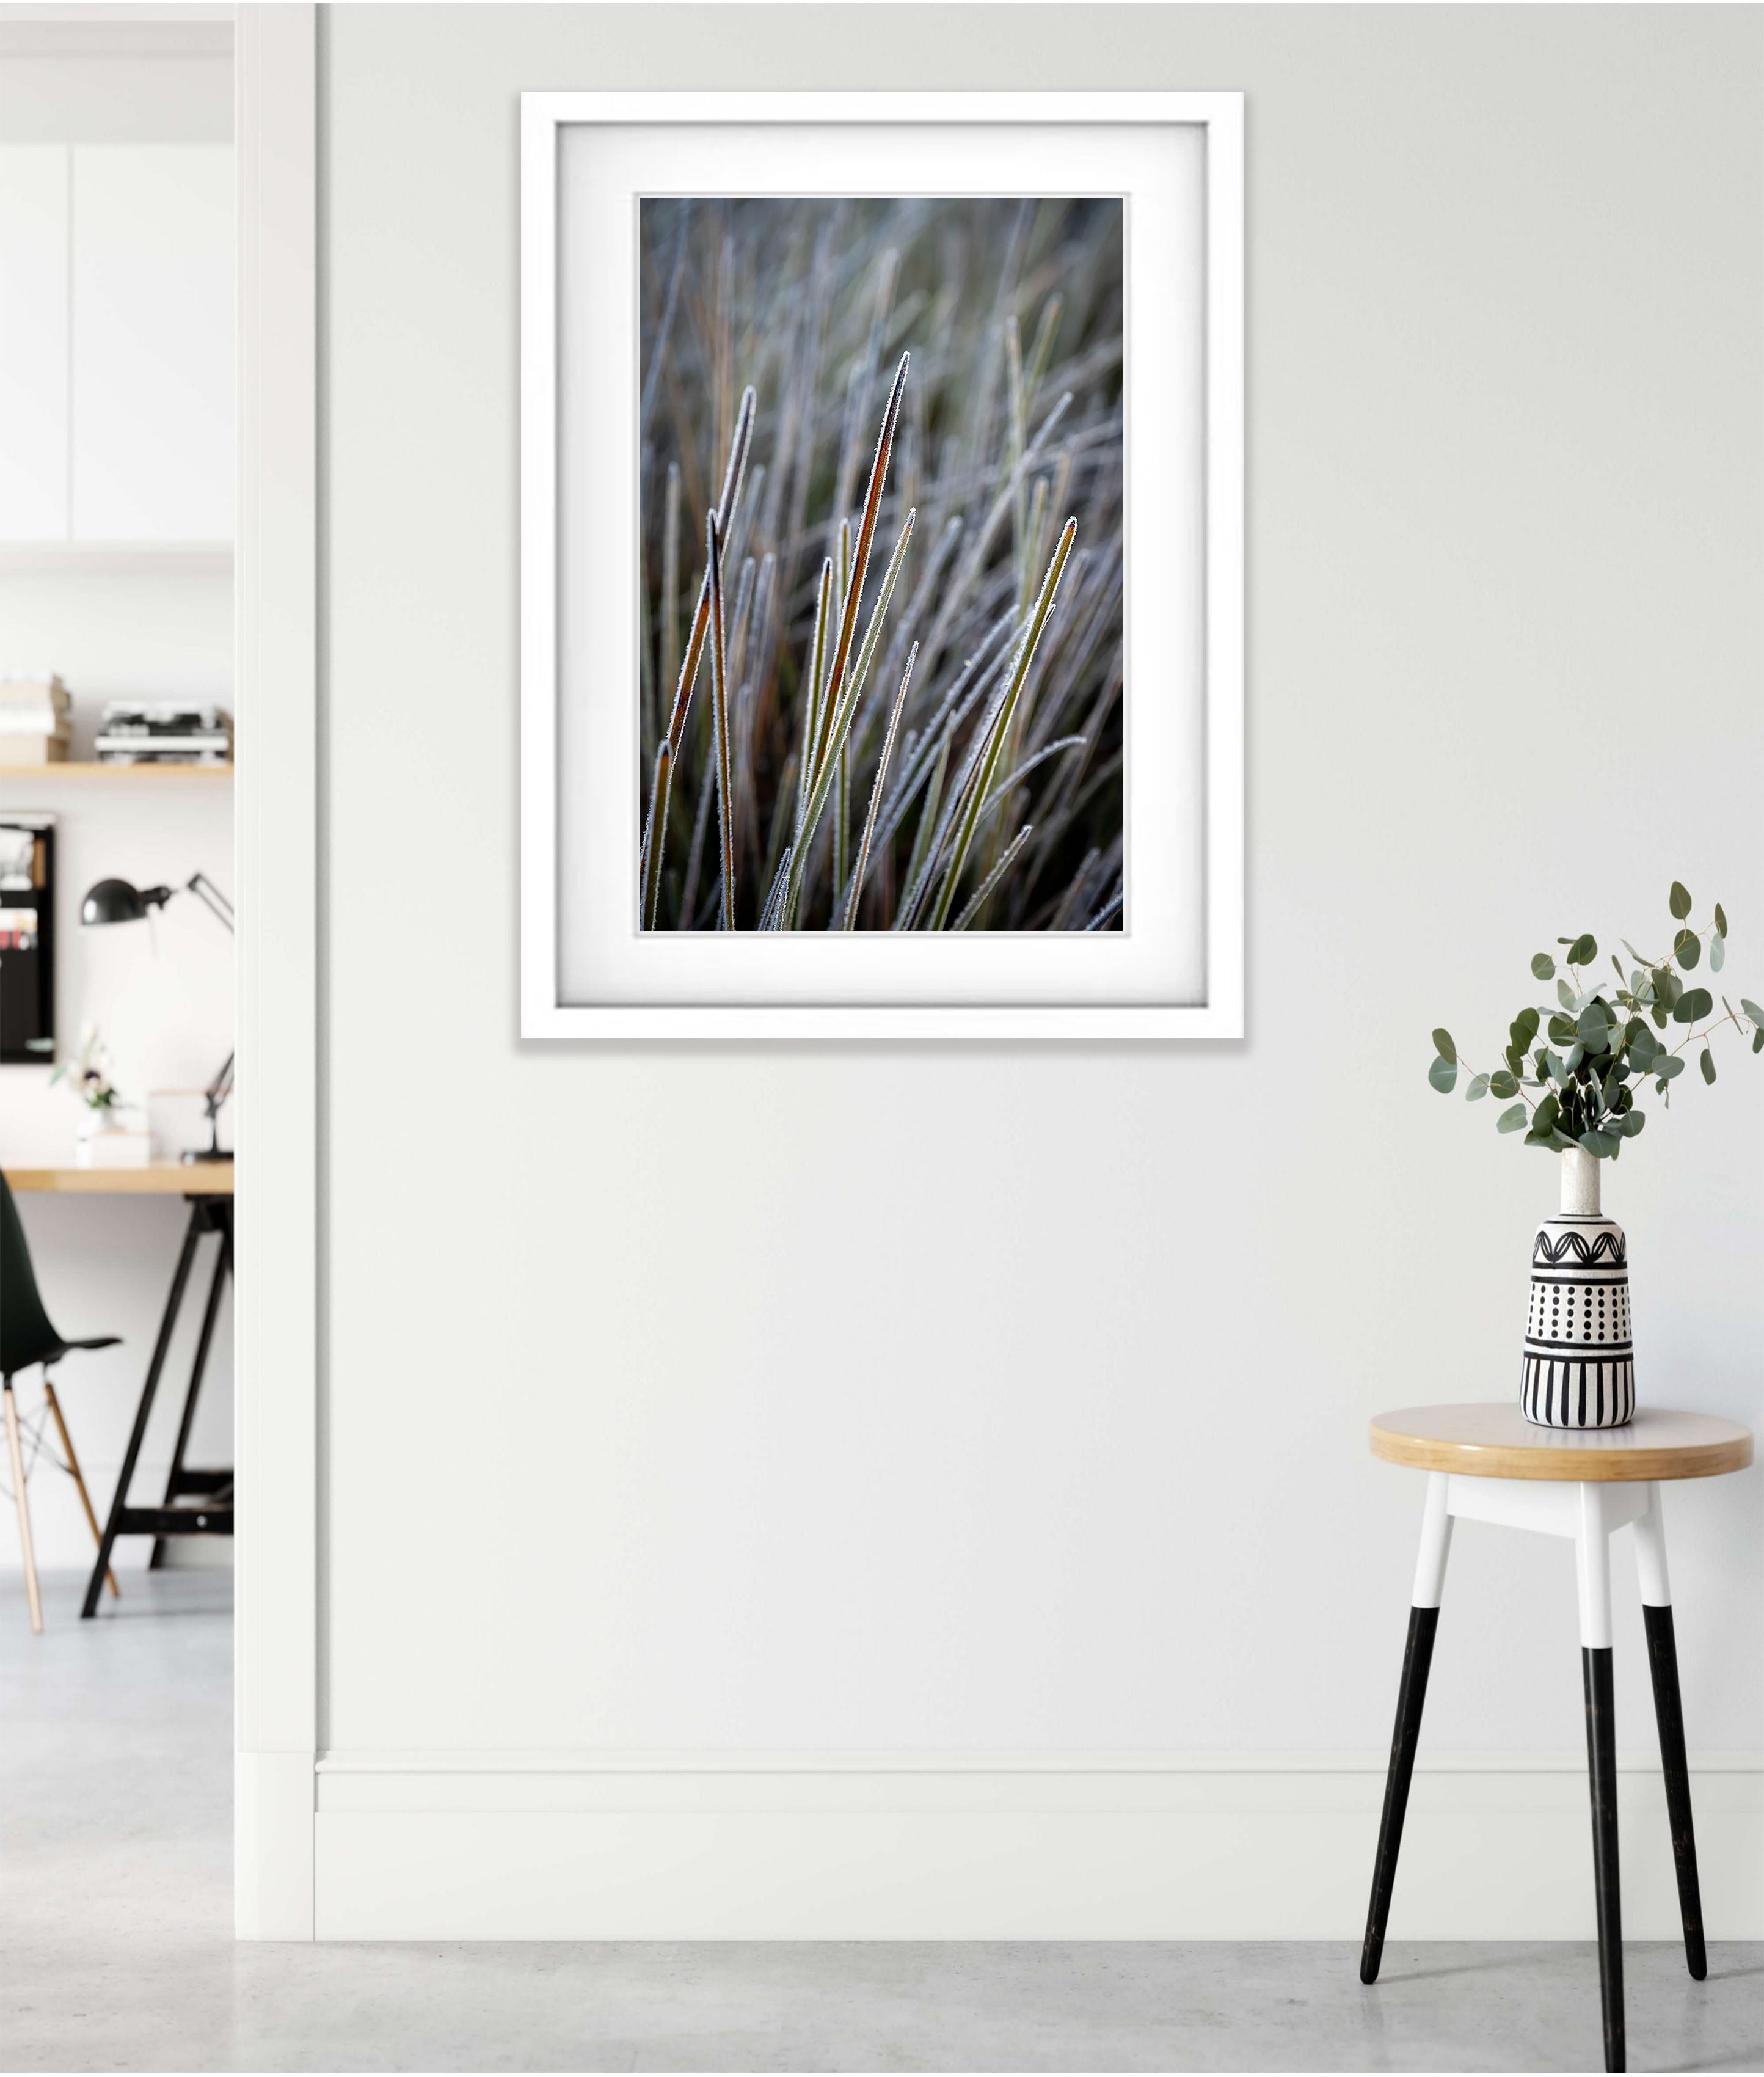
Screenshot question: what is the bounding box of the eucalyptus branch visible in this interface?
[1430,883,1758,1159]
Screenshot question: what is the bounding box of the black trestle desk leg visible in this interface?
[81,1204,203,1618]
[148,1223,230,1569]
[1642,1604,1706,1980]
[1360,1603,1440,1984]
[1584,1644,1625,2073]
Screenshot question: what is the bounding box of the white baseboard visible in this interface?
[312,1751,1763,1941]
[238,1748,315,1938]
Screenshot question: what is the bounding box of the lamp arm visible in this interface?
[184,871,235,933]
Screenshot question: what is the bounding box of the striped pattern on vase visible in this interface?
[1520,1214,1635,1428]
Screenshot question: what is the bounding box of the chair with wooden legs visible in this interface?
[1,1168,122,1632]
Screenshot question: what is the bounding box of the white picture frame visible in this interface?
[521,91,1243,1040]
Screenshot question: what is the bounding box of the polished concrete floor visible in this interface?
[2,1569,1761,2073]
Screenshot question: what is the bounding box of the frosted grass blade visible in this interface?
[844,643,918,930]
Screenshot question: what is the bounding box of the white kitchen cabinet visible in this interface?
[0,146,71,542]
[70,144,232,542]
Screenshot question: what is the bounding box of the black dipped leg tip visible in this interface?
[1358,1955,1380,1986]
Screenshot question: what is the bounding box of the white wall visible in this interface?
[0,22,234,1572]
[317,4,1763,1935]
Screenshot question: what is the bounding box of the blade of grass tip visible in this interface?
[811,351,909,785]
[642,387,756,893]
[640,740,672,930]
[662,386,755,759]
[927,517,1076,930]
[844,643,917,930]
[790,505,916,910]
[950,824,1034,932]
[705,511,735,932]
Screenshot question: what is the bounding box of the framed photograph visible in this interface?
[522,92,1242,1039]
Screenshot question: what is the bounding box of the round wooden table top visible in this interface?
[1371,1403,1753,1483]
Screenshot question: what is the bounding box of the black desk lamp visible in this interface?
[81,872,234,1164]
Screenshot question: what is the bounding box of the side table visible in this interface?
[1361,1402,1752,2073]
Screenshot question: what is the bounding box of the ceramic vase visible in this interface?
[1520,1146,1634,1428]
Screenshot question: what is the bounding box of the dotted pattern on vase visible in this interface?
[1520,1214,1635,1429]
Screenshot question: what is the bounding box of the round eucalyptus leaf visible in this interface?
[1496,1103,1528,1133]
[1428,1054,1457,1093]
[1672,987,1713,1024]
[1620,1110,1646,1136]
[1579,1129,1619,1159]
[1548,1013,1577,1045]
[1670,881,1693,921]
[1715,902,1728,938]
[1431,1027,1456,1067]
[1489,1069,1519,1099]
[1701,1047,1716,1085]
[1741,999,1764,1025]
[1533,1092,1561,1134]
[1710,934,1726,972]
[1511,1006,1540,1045]
[1675,929,1700,969]
[1531,953,1555,980]
[1576,1002,1611,1049]
[1754,1028,1763,1054]
[1658,1052,1686,1081]
[1465,1073,1490,1102]
[1568,933,1597,966]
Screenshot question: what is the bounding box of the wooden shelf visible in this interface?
[0,761,231,779]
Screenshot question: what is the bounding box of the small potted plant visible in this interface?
[1429,884,1760,1429]
[51,1027,128,1166]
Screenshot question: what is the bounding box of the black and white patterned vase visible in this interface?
[1521,1147,1635,1428]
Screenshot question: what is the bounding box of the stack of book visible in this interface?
[0,675,71,764]
[95,701,233,767]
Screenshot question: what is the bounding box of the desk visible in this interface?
[5,1164,234,1615]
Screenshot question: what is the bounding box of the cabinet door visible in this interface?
[71,144,232,542]
[0,146,71,542]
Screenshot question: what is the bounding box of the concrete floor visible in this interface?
[2,1571,1761,2074]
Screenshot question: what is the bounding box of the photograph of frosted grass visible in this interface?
[638,197,1124,932]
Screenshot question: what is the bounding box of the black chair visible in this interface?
[1,1169,121,1632]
